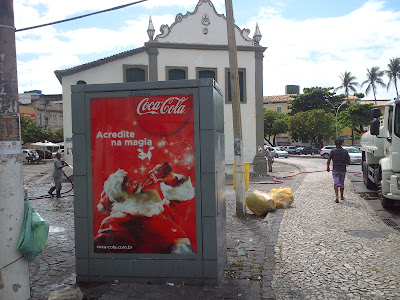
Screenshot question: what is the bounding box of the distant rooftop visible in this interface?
[263,94,295,103]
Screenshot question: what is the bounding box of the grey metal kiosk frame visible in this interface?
[72,79,226,285]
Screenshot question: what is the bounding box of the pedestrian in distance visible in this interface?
[326,139,350,203]
[48,152,68,198]
[265,147,273,172]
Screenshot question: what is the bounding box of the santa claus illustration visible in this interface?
[94,163,196,254]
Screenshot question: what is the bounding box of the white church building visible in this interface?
[55,0,267,174]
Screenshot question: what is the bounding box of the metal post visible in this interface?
[326,100,348,140]
[225,0,246,217]
[0,0,31,298]
[334,110,338,139]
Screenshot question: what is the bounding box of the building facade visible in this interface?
[263,93,389,146]
[55,0,267,174]
[19,92,63,131]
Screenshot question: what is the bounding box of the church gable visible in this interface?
[155,0,254,46]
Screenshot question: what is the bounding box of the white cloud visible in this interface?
[242,0,400,99]
[14,0,400,100]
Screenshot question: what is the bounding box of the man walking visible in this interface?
[48,152,67,198]
[327,139,350,203]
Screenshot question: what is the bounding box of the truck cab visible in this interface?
[360,96,400,208]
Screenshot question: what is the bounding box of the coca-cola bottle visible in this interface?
[142,162,172,188]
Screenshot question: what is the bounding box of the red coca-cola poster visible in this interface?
[90,94,196,254]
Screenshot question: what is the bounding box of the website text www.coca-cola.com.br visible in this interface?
[96,245,133,250]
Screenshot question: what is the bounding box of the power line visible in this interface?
[16,0,148,32]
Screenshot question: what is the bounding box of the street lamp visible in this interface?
[325,100,349,139]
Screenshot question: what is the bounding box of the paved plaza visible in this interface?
[23,157,400,299]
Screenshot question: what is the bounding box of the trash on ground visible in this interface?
[269,187,294,208]
[166,282,174,286]
[245,190,276,216]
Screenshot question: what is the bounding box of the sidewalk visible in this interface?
[25,159,400,299]
[272,165,400,299]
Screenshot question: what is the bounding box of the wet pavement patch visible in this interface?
[348,230,388,239]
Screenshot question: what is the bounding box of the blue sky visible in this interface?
[14,0,400,99]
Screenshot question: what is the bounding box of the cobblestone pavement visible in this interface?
[24,158,304,300]
[272,158,400,300]
[22,161,76,300]
[225,159,305,299]
[23,157,400,299]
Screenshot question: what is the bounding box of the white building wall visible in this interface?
[62,51,148,167]
[156,1,253,47]
[158,47,256,166]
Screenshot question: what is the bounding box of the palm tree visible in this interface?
[334,71,359,100]
[361,66,386,106]
[385,57,400,96]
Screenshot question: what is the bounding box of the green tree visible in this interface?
[354,92,365,99]
[385,57,400,96]
[53,128,64,142]
[334,71,359,99]
[263,110,289,146]
[361,66,386,106]
[288,87,344,115]
[289,110,336,147]
[338,103,374,145]
[20,116,54,144]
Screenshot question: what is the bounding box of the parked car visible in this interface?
[300,146,319,155]
[296,147,304,154]
[273,147,289,158]
[320,145,336,159]
[35,149,53,159]
[344,146,362,164]
[22,149,41,163]
[284,146,298,154]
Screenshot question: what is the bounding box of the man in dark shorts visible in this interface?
[326,139,350,203]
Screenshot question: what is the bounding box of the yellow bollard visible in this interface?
[233,163,250,190]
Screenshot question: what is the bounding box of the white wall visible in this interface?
[61,0,259,172]
[156,1,253,47]
[62,51,148,168]
[158,47,256,165]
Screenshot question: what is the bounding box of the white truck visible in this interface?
[360,96,400,209]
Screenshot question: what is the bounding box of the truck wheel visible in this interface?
[362,162,376,190]
[323,153,329,159]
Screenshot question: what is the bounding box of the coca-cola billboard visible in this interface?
[90,94,196,254]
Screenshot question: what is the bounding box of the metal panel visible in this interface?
[200,130,217,174]
[201,173,217,217]
[73,175,88,218]
[71,92,86,134]
[74,217,89,259]
[72,80,225,284]
[72,134,86,176]
[90,259,203,278]
[216,171,226,215]
[76,258,89,276]
[202,216,217,260]
[214,88,224,133]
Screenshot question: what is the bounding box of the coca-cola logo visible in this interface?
[134,95,192,136]
[137,97,187,115]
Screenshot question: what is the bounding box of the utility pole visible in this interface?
[225,0,246,217]
[0,0,31,299]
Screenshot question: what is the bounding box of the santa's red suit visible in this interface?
[94,170,195,254]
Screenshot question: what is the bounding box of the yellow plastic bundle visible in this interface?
[268,187,294,208]
[246,190,276,216]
